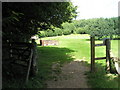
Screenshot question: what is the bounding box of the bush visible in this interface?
[75,28,86,34]
[45,30,54,37]
[54,28,63,36]
[38,31,46,38]
[62,22,74,35]
[62,29,72,35]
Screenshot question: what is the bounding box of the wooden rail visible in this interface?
[95,57,106,60]
[95,44,105,46]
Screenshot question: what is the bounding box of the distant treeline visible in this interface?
[38,17,119,39]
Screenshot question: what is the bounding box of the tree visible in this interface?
[2,2,77,42]
[72,17,119,39]
[62,22,72,35]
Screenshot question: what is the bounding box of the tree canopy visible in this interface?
[37,17,119,39]
[3,2,77,42]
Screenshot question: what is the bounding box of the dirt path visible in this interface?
[46,60,90,88]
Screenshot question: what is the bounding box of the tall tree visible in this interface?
[2,2,77,42]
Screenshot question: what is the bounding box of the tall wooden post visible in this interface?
[26,49,33,84]
[26,39,37,83]
[31,39,38,76]
[91,36,95,72]
[105,39,111,73]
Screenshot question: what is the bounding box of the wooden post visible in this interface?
[25,49,33,83]
[105,39,111,73]
[26,39,38,83]
[91,36,95,72]
[31,39,38,76]
[40,40,42,46]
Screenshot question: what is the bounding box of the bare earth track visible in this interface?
[46,60,90,88]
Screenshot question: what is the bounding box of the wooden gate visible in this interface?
[9,42,33,83]
[3,39,37,83]
[90,36,112,73]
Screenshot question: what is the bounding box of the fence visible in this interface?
[90,37,112,73]
[40,40,59,46]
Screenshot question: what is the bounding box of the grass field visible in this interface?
[34,34,119,88]
[111,40,119,57]
[3,34,119,88]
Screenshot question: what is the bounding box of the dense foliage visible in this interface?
[38,17,119,39]
[3,2,77,42]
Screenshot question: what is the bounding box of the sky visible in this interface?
[71,0,119,20]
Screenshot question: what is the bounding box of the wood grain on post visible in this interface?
[90,36,95,72]
[106,39,111,73]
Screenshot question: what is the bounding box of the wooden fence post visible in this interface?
[31,39,38,76]
[26,39,38,83]
[91,36,95,72]
[26,49,33,84]
[105,39,111,73]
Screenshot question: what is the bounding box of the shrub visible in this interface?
[45,30,54,37]
[75,28,86,34]
[38,31,46,38]
[54,28,63,36]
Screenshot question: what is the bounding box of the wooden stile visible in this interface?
[90,37,112,73]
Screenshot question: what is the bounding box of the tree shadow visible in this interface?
[35,42,119,88]
[27,46,76,88]
[36,46,119,88]
[2,46,75,88]
[3,45,119,88]
[37,46,75,63]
